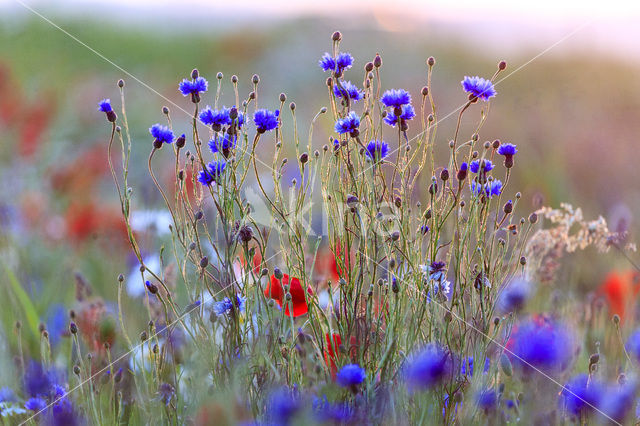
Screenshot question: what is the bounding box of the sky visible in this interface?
[3,0,640,59]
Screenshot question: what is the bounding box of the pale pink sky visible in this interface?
[3,0,640,59]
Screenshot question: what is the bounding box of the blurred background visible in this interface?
[1,0,639,365]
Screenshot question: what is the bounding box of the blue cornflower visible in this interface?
[208,133,237,157]
[381,89,411,109]
[471,180,502,198]
[336,364,366,388]
[213,294,246,316]
[507,318,573,374]
[268,387,300,425]
[498,143,518,168]
[51,396,81,426]
[404,344,452,391]
[384,104,416,127]
[98,99,112,112]
[313,396,353,423]
[319,52,354,74]
[497,278,531,313]
[461,76,496,101]
[476,388,498,411]
[365,140,389,163]
[469,159,494,173]
[560,374,603,418]
[178,76,208,97]
[199,106,231,131]
[157,383,175,406]
[497,143,518,157]
[98,99,117,122]
[149,124,174,146]
[197,161,226,186]
[598,382,636,423]
[625,329,640,363]
[253,109,279,133]
[25,397,47,412]
[334,111,360,136]
[0,387,16,402]
[333,81,363,102]
[24,361,54,398]
[460,356,490,376]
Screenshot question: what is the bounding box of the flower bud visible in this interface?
[373,53,382,68]
[200,256,209,268]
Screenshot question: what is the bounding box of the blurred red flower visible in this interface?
[597,271,640,323]
[324,333,342,379]
[264,273,312,317]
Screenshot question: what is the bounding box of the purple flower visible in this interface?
[336,364,366,387]
[469,159,494,173]
[197,161,226,186]
[268,387,301,425]
[507,318,573,375]
[460,356,490,376]
[365,140,389,163]
[497,143,518,157]
[199,106,231,131]
[158,383,175,406]
[560,374,603,418]
[98,99,112,112]
[178,76,208,96]
[214,294,246,316]
[319,52,354,74]
[333,81,363,102]
[381,89,411,109]
[404,344,452,390]
[384,104,416,127]
[0,387,16,403]
[476,388,498,411]
[253,109,279,133]
[497,278,531,313]
[149,124,174,145]
[208,133,237,157]
[334,111,360,135]
[25,397,47,412]
[471,180,502,198]
[313,396,353,423]
[625,329,640,363]
[24,361,55,398]
[598,381,636,423]
[461,76,496,101]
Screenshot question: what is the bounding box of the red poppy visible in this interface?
[324,333,342,378]
[313,239,352,284]
[264,273,312,317]
[597,271,640,323]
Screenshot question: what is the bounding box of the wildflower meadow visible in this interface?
[1,15,640,426]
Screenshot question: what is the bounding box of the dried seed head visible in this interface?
[499,60,507,70]
[231,75,238,83]
[73,365,81,375]
[503,200,513,214]
[299,152,309,164]
[440,168,449,182]
[118,274,124,283]
[492,139,501,149]
[217,72,223,80]
[162,106,169,115]
[528,212,538,224]
[365,62,374,72]
[274,267,283,280]
[118,79,125,88]
[252,74,260,85]
[140,331,148,341]
[427,56,436,67]
[519,256,527,266]
[421,86,429,97]
[332,31,342,41]
[279,93,286,103]
[290,102,296,111]
[69,322,78,334]
[200,256,209,268]
[191,69,199,79]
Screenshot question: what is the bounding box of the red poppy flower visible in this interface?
[597,271,640,323]
[265,274,312,317]
[324,333,342,378]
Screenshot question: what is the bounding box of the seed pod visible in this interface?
[500,353,513,377]
[69,322,78,334]
[503,200,513,214]
[528,212,538,224]
[200,256,209,268]
[440,168,449,181]
[373,53,382,68]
